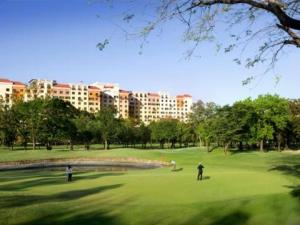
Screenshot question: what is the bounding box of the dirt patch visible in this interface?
[282,150,300,155]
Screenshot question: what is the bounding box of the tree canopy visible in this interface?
[99,0,300,80]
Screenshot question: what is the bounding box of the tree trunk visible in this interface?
[104,139,108,150]
[224,142,230,155]
[284,137,289,150]
[277,134,282,151]
[32,135,36,150]
[70,140,74,150]
[238,141,243,151]
[260,140,264,151]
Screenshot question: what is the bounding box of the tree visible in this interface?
[95,107,119,150]
[286,99,300,148]
[116,119,135,147]
[13,101,30,150]
[24,98,44,150]
[0,107,18,150]
[39,98,78,150]
[149,119,179,149]
[138,123,151,148]
[101,0,300,79]
[252,95,289,151]
[195,102,219,150]
[74,112,95,150]
[231,99,256,150]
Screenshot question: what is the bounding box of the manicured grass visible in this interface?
[0,148,299,225]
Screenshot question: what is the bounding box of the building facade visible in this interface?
[0,77,193,123]
[0,78,26,107]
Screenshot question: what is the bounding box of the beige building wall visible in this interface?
[52,83,71,102]
[92,83,120,116]
[119,90,131,119]
[69,83,89,111]
[147,93,160,122]
[0,79,13,107]
[12,81,26,103]
[176,95,193,122]
[88,86,101,113]
[25,79,54,101]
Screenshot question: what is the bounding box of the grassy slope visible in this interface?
[0,148,299,225]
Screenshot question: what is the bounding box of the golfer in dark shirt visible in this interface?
[197,163,204,180]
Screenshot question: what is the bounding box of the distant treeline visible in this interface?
[0,95,300,152]
[191,95,300,153]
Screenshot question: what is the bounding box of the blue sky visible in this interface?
[0,0,299,105]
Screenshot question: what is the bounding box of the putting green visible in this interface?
[0,148,299,225]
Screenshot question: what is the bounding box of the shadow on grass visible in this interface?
[0,172,124,191]
[183,210,250,225]
[210,211,250,225]
[171,168,183,172]
[18,210,119,225]
[0,184,123,208]
[269,164,300,177]
[202,176,211,180]
[284,185,300,200]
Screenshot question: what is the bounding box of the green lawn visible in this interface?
[0,148,299,225]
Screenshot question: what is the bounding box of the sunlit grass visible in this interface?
[0,148,299,225]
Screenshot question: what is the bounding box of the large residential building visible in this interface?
[92,82,120,116]
[119,90,131,119]
[88,85,101,113]
[52,83,71,102]
[0,77,194,123]
[0,78,26,106]
[26,79,53,101]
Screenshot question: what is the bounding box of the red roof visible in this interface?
[53,83,70,89]
[12,81,25,86]
[88,85,100,90]
[176,94,192,98]
[0,78,13,84]
[104,85,114,89]
[148,93,160,97]
[120,89,130,94]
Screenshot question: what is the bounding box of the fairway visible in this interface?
[0,148,299,225]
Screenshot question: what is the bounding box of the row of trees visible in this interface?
[0,98,197,150]
[1,95,300,152]
[190,95,300,153]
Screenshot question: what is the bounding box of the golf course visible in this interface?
[0,147,299,225]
